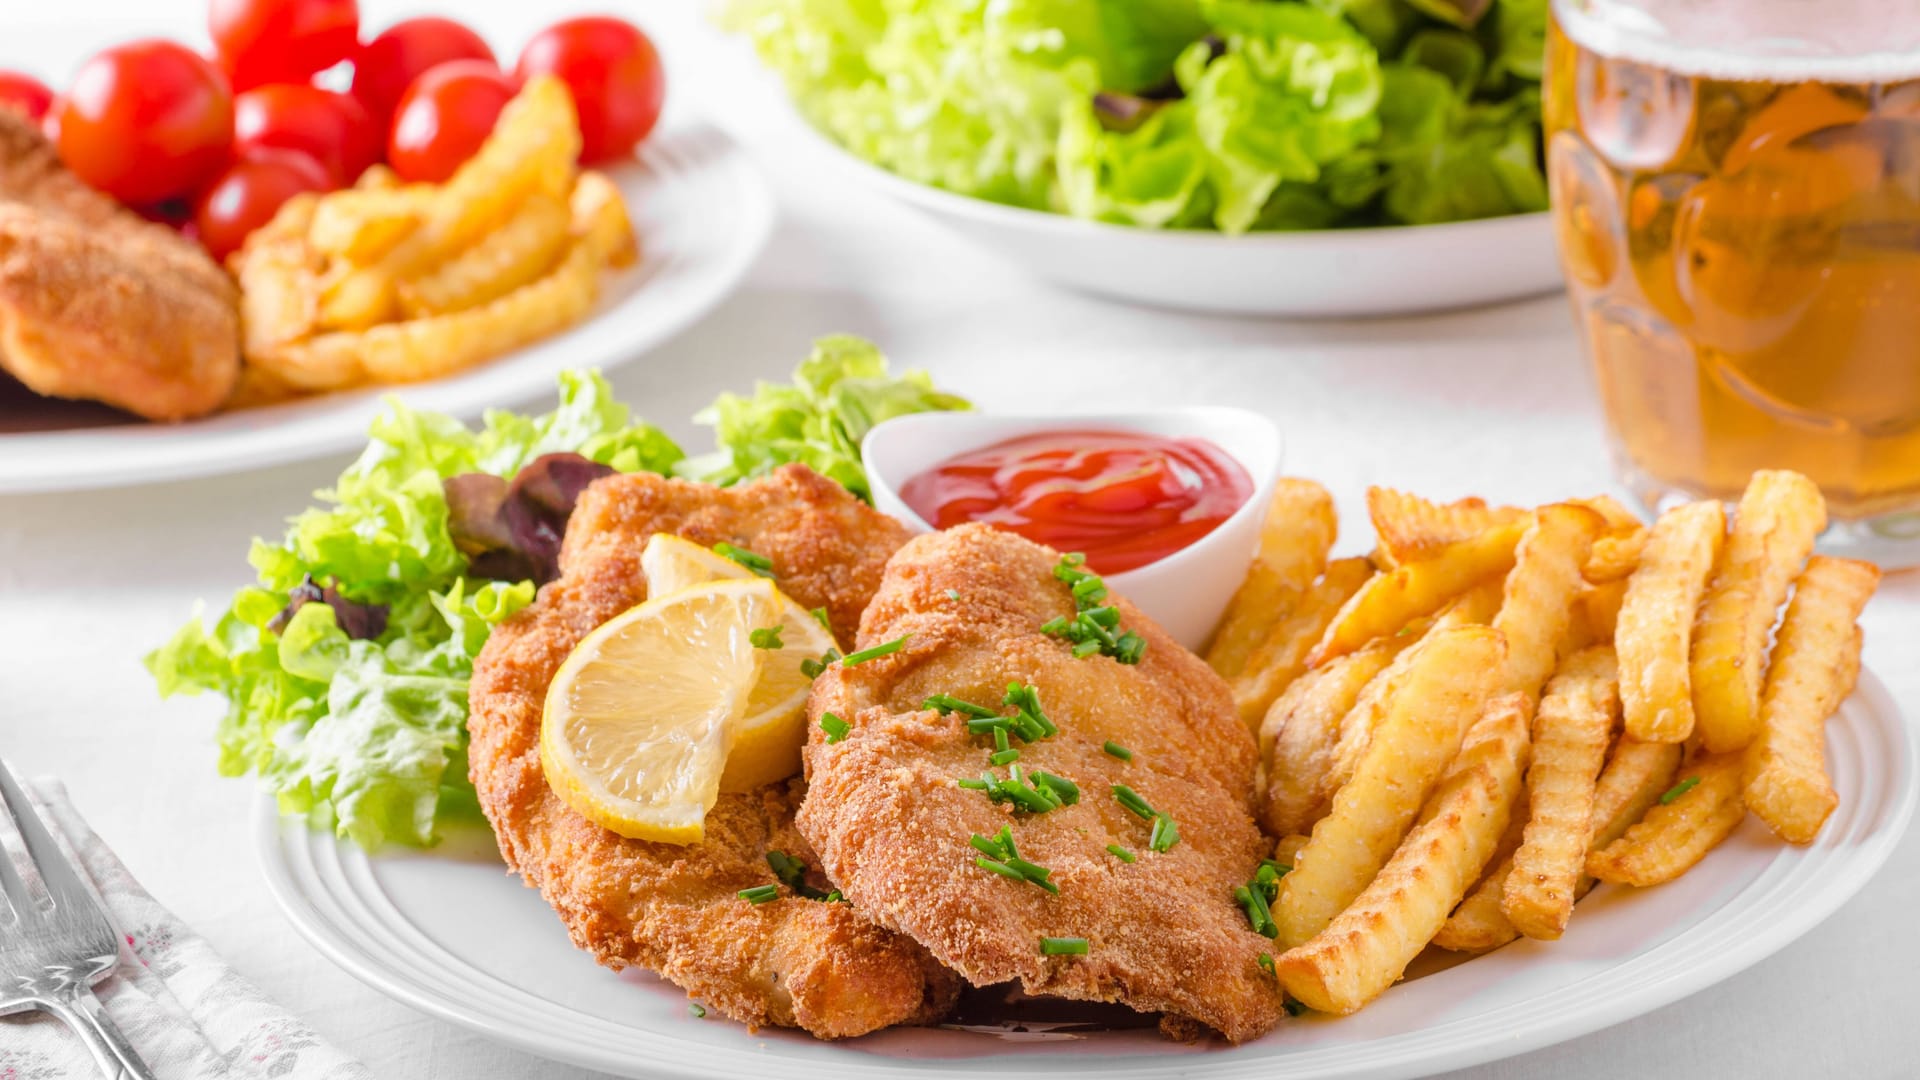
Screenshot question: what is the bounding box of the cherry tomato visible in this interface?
[515,16,665,163]
[0,71,54,123]
[51,40,234,205]
[234,84,378,186]
[193,149,331,260]
[351,17,496,136]
[210,0,360,90]
[387,60,516,183]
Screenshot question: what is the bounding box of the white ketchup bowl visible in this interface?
[863,408,1283,651]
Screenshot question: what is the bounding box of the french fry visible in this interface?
[307,187,425,263]
[570,170,638,267]
[1437,734,1680,951]
[1575,580,1628,646]
[1579,736,1683,894]
[234,194,322,357]
[1691,471,1827,753]
[1585,751,1745,886]
[315,263,396,331]
[1260,636,1412,836]
[1233,558,1374,726]
[1431,805,1528,952]
[1275,626,1507,947]
[1435,579,1505,628]
[1309,517,1529,667]
[254,331,365,392]
[1322,631,1434,801]
[1274,692,1531,1014]
[382,75,584,279]
[1503,647,1620,940]
[1585,528,1648,583]
[1744,556,1879,843]
[1369,488,1527,566]
[1494,504,1606,698]
[1618,500,1727,742]
[1274,833,1311,869]
[1575,494,1643,533]
[1208,479,1337,678]
[398,191,572,317]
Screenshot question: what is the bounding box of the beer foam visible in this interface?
[1558,0,1920,83]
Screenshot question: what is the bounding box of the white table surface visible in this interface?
[3,2,1917,1076]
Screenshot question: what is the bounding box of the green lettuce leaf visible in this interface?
[147,373,674,849]
[679,334,971,500]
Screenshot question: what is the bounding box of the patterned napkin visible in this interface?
[0,778,370,1080]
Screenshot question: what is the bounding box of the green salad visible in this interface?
[148,337,968,849]
[726,0,1548,232]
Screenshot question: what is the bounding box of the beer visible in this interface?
[1547,0,1920,531]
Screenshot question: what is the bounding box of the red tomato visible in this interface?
[387,60,516,183]
[0,71,54,123]
[210,0,360,90]
[515,16,665,163]
[51,41,234,205]
[351,17,496,136]
[234,84,378,186]
[193,149,332,260]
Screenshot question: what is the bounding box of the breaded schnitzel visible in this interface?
[467,464,960,1037]
[799,524,1284,1042]
[0,109,239,420]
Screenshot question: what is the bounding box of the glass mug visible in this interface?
[1546,0,1920,564]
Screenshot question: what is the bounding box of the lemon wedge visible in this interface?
[541,577,776,844]
[640,533,838,791]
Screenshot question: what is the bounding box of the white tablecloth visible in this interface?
[3,2,1917,1076]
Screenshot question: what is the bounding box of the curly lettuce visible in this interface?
[151,345,968,849]
[734,0,1550,230]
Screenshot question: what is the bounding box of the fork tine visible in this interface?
[0,761,92,917]
[0,810,31,921]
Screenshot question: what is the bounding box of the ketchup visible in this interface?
[901,431,1253,574]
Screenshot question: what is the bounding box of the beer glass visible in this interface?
[1547,0,1920,564]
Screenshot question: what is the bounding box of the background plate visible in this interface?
[258,671,1914,1080]
[0,123,772,494]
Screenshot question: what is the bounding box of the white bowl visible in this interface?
[811,143,1562,318]
[863,409,1282,650]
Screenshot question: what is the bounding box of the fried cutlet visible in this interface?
[0,109,239,420]
[467,464,961,1037]
[798,523,1284,1042]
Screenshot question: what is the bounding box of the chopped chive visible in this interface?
[713,542,774,577]
[1660,776,1701,804]
[1112,784,1155,820]
[810,607,833,631]
[927,694,999,719]
[800,647,842,679]
[1072,639,1103,658]
[1005,857,1053,883]
[1149,813,1180,853]
[767,850,805,884]
[1106,844,1136,863]
[990,748,1021,766]
[956,777,989,790]
[945,588,962,602]
[737,884,779,904]
[749,626,784,650]
[970,834,1006,858]
[1033,771,1080,805]
[976,856,1025,881]
[993,727,1011,753]
[819,712,850,744]
[1103,741,1132,761]
[1258,953,1275,976]
[1040,936,1089,956]
[842,635,911,666]
[997,825,1020,860]
[689,1003,707,1018]
[1043,555,1146,665]
[1285,999,1309,1018]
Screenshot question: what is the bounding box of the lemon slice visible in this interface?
[541,577,776,844]
[641,533,839,791]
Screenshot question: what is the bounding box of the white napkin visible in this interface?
[0,779,371,1080]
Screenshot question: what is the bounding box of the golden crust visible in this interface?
[467,464,959,1038]
[800,523,1283,1042]
[0,111,239,420]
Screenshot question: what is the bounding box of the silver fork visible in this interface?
[0,761,156,1079]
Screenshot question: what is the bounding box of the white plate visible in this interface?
[0,124,773,495]
[258,671,1914,1080]
[699,25,1560,319]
